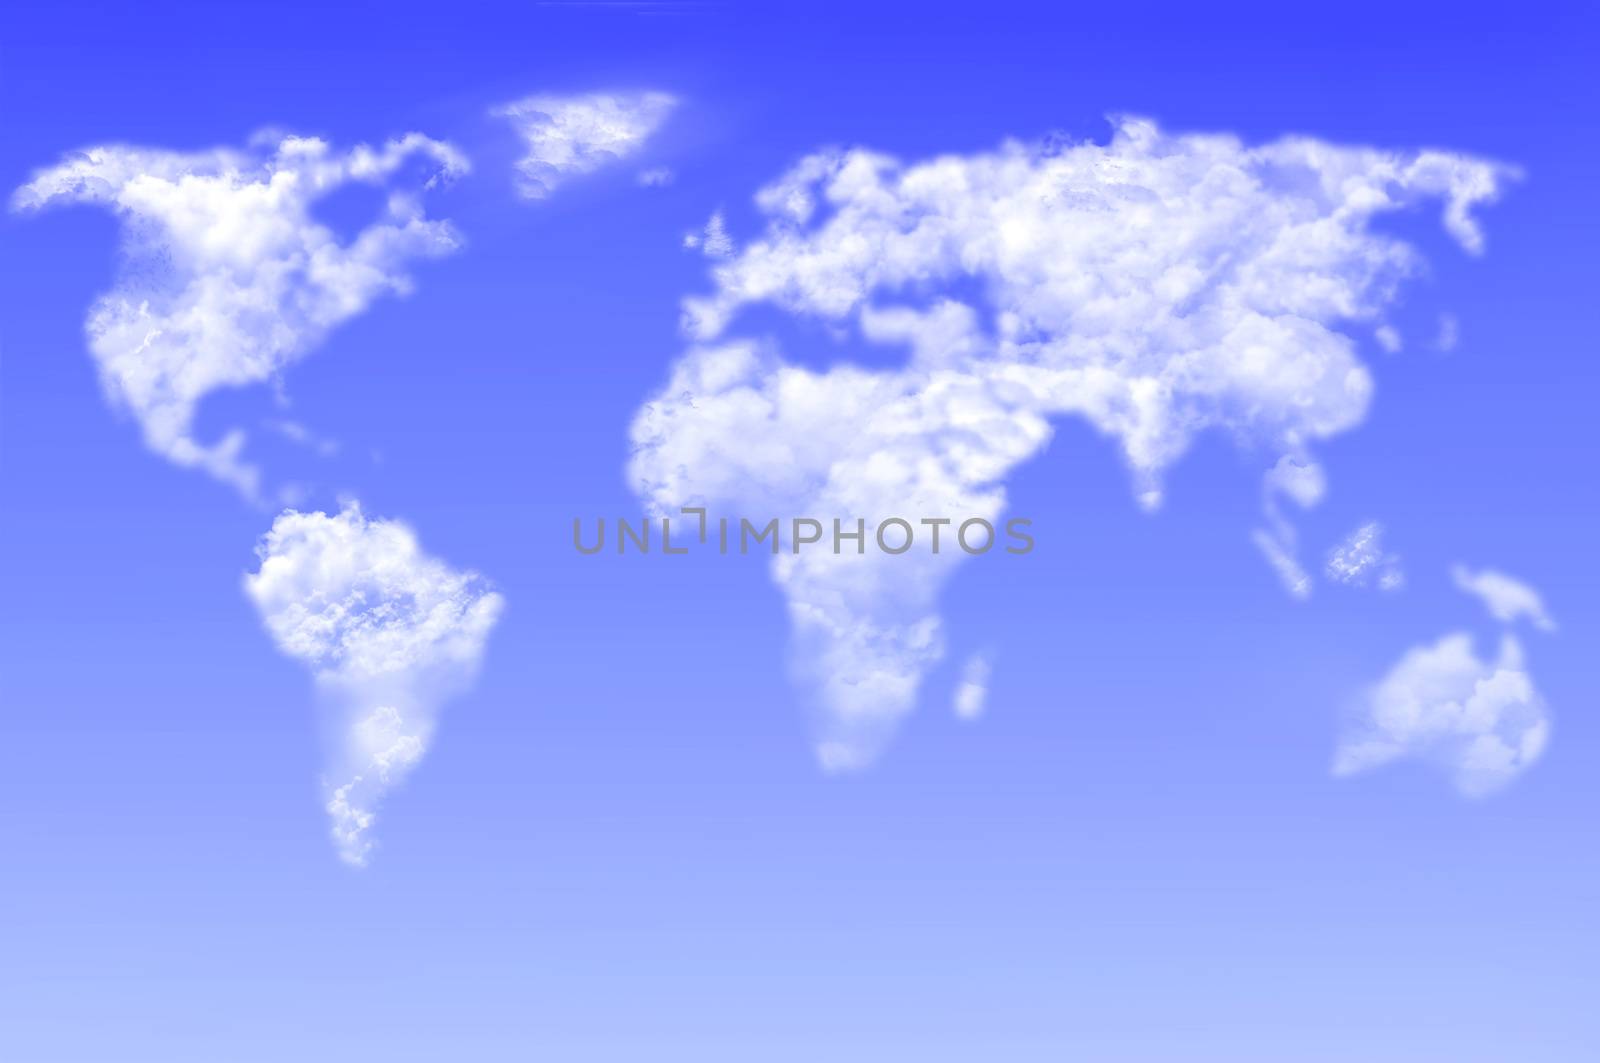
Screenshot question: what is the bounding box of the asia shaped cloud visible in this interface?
[630,116,1510,769]
[1327,521,1404,590]
[493,91,676,199]
[244,503,503,866]
[1334,633,1548,796]
[1453,565,1556,631]
[11,133,468,501]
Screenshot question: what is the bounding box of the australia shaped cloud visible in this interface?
[630,116,1511,770]
[11,133,469,501]
[1334,632,1548,796]
[244,503,503,866]
[1335,565,1555,795]
[493,90,676,200]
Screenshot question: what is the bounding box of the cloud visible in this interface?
[953,654,993,721]
[631,116,1509,768]
[1254,529,1315,599]
[1327,521,1404,590]
[12,133,467,501]
[265,418,340,458]
[492,91,676,199]
[1436,312,1460,352]
[1453,565,1556,631]
[683,210,733,258]
[1254,455,1327,599]
[1334,633,1548,796]
[244,503,503,866]
[638,167,675,188]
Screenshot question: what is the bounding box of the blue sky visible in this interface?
[2,2,1597,1060]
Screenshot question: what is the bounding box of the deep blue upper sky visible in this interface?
[2,3,1597,1061]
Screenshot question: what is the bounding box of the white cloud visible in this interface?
[953,654,993,721]
[1375,324,1402,353]
[493,91,675,199]
[1453,565,1556,631]
[631,117,1509,768]
[1334,633,1548,796]
[1254,528,1314,600]
[11,133,467,501]
[638,167,675,188]
[1254,454,1326,599]
[244,503,503,866]
[1327,521,1404,590]
[265,418,340,457]
[683,210,733,258]
[1437,312,1460,352]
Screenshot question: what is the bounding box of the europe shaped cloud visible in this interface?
[630,116,1510,769]
[493,91,676,199]
[1327,521,1404,590]
[1334,633,1548,796]
[244,504,503,866]
[1452,565,1556,631]
[11,133,468,501]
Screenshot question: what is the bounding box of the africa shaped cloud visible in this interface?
[1453,565,1556,631]
[1334,633,1548,796]
[630,116,1509,768]
[11,133,468,501]
[244,504,503,866]
[493,91,676,199]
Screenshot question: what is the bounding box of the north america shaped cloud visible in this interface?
[11,133,468,501]
[630,116,1511,769]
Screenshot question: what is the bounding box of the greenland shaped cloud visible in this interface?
[11,134,468,502]
[493,90,676,200]
[630,116,1511,770]
[245,503,503,866]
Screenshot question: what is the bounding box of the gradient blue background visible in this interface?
[2,2,1597,1059]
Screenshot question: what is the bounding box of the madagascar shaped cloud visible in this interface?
[953,653,993,721]
[11,134,468,501]
[493,91,676,199]
[244,503,503,866]
[1334,633,1548,796]
[631,116,1510,768]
